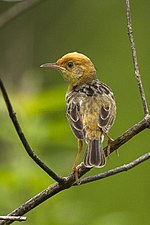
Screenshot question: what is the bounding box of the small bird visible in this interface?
[41,52,116,179]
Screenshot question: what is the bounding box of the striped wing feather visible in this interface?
[66,97,85,140]
[66,79,116,139]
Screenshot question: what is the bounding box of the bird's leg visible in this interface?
[72,139,83,184]
[104,133,114,158]
[106,134,119,157]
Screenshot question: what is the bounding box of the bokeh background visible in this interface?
[0,1,150,225]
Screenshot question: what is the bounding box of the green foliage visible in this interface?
[0,1,150,225]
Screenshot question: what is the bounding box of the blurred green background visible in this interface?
[0,0,150,225]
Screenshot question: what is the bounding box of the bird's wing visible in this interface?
[98,102,115,133]
[98,83,116,133]
[66,92,85,140]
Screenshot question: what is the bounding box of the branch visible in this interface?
[0,79,64,184]
[0,152,149,225]
[0,216,26,222]
[0,0,43,29]
[126,0,149,116]
[0,181,74,225]
[78,152,150,185]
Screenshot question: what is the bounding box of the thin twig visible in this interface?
[0,183,69,225]
[0,152,149,225]
[78,152,150,185]
[0,216,26,222]
[0,0,43,29]
[126,0,149,116]
[0,79,64,184]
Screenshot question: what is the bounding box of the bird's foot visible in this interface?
[106,135,119,157]
[106,136,114,158]
[72,165,81,185]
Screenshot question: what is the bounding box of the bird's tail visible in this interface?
[84,138,106,168]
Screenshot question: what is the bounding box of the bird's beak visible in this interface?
[40,62,65,71]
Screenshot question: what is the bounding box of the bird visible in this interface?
[40,52,116,180]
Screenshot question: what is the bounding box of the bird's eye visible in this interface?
[67,61,73,69]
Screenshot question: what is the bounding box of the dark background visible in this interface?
[0,1,150,225]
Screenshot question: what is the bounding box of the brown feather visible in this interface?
[41,52,116,170]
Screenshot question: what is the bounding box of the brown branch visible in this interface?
[126,0,149,116]
[0,79,64,184]
[0,180,74,225]
[0,151,149,225]
[0,0,43,29]
[78,152,150,185]
[0,216,26,222]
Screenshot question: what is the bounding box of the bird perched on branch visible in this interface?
[41,52,116,180]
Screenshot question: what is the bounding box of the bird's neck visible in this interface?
[69,70,97,91]
[67,77,97,93]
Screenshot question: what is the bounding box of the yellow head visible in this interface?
[40,52,96,86]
